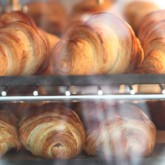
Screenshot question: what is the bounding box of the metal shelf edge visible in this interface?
[0,94,165,102]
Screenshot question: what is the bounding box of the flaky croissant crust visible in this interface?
[51,13,144,75]
[0,110,20,156]
[19,104,86,159]
[82,103,156,158]
[137,10,165,74]
[0,11,59,75]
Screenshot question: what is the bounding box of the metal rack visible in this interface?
[0,74,165,102]
[0,75,163,165]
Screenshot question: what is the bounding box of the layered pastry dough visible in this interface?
[0,11,59,75]
[137,10,165,73]
[76,102,156,158]
[0,11,59,51]
[19,104,86,159]
[138,10,165,47]
[51,13,144,75]
[0,110,20,156]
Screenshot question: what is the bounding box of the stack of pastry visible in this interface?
[0,110,20,156]
[18,104,86,159]
[75,102,156,158]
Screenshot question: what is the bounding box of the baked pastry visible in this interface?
[0,110,20,156]
[124,1,160,34]
[76,102,156,158]
[0,11,60,75]
[19,104,86,159]
[0,11,59,51]
[0,21,49,76]
[68,0,120,26]
[136,10,165,73]
[72,0,114,15]
[138,10,165,47]
[26,1,68,35]
[51,13,144,75]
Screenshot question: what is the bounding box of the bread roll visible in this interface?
[51,13,144,75]
[137,10,165,73]
[124,1,160,34]
[19,104,86,159]
[0,110,20,156]
[76,102,156,158]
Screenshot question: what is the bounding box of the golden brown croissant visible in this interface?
[0,11,59,51]
[76,102,156,158]
[51,13,144,75]
[0,110,20,156]
[138,10,165,47]
[26,1,68,35]
[124,1,160,34]
[0,11,59,75]
[136,10,165,73]
[19,104,86,159]
[0,21,49,76]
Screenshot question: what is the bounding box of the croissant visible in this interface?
[137,10,165,73]
[0,11,59,75]
[138,10,165,47]
[19,104,86,159]
[51,13,144,75]
[0,110,20,156]
[72,0,114,15]
[124,1,160,34]
[26,1,68,35]
[0,11,59,51]
[76,102,156,158]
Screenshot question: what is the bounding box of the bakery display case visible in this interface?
[0,0,165,165]
[0,75,165,165]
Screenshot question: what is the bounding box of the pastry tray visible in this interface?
[1,143,165,165]
[0,74,165,86]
